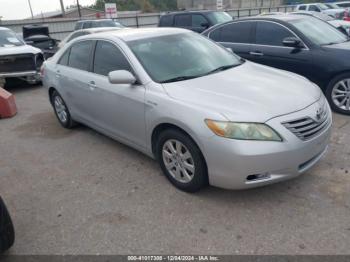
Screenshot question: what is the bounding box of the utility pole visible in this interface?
[59,0,66,17]
[77,0,82,18]
[28,0,34,19]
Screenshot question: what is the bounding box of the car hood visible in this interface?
[323,8,345,14]
[323,40,350,50]
[162,62,321,122]
[0,44,41,56]
[329,20,350,27]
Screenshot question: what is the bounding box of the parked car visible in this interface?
[74,19,125,31]
[42,28,331,192]
[292,11,350,35]
[0,197,15,253]
[326,1,350,9]
[295,3,345,18]
[58,27,122,49]
[325,1,350,21]
[203,15,350,115]
[0,27,44,84]
[159,11,233,33]
[22,25,59,59]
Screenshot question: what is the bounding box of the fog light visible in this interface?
[247,173,270,181]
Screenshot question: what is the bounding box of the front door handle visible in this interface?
[249,51,264,57]
[88,81,97,90]
[55,70,61,78]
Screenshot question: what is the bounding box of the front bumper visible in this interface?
[0,71,41,83]
[202,100,332,190]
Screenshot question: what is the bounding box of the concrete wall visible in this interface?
[178,0,284,10]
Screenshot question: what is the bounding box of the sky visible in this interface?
[0,0,95,20]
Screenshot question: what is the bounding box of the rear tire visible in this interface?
[326,73,350,115]
[0,198,15,253]
[51,90,77,129]
[156,129,208,193]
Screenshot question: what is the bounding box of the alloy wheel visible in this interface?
[54,95,68,124]
[162,139,195,184]
[332,79,350,112]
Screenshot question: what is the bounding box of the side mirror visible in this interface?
[108,70,136,85]
[201,22,210,28]
[282,37,303,48]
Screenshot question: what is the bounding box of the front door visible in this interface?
[87,40,146,148]
[249,21,315,81]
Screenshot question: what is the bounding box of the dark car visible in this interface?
[159,11,233,33]
[0,197,15,253]
[203,15,350,115]
[74,19,125,31]
[22,25,59,59]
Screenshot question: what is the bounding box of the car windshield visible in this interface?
[93,20,124,28]
[290,17,348,45]
[0,30,24,47]
[128,32,243,83]
[318,3,330,10]
[207,12,232,25]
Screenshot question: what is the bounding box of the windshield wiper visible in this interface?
[160,75,200,83]
[203,64,238,76]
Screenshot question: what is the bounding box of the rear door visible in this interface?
[57,40,95,123]
[208,21,255,60]
[249,21,315,80]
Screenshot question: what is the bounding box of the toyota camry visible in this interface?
[42,28,332,192]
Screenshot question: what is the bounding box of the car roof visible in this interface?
[81,27,189,42]
[0,27,11,31]
[297,3,322,5]
[77,19,112,23]
[79,27,122,33]
[162,10,219,16]
[238,14,304,22]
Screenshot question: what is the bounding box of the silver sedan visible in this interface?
[42,28,332,192]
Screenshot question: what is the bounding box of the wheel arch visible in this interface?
[150,122,207,164]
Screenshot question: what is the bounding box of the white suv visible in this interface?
[296,3,345,18]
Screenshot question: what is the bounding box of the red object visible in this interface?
[0,87,17,118]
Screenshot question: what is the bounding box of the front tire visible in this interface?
[51,91,76,129]
[156,129,208,193]
[326,73,350,115]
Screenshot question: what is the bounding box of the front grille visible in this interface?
[0,54,36,73]
[282,103,330,141]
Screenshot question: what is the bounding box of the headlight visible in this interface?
[205,119,282,141]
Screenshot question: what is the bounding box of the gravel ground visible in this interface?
[0,83,350,255]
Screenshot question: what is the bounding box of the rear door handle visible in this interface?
[249,51,264,57]
[88,81,97,90]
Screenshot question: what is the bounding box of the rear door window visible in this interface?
[210,21,254,43]
[255,21,294,46]
[174,14,191,27]
[58,49,70,66]
[68,41,94,71]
